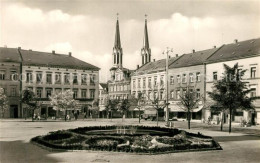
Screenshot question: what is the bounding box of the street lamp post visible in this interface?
[163,47,173,124]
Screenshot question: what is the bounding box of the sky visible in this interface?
[1,0,260,82]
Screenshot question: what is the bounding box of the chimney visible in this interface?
[137,65,139,69]
[18,47,21,50]
[153,59,156,62]
[176,54,178,57]
[213,45,216,48]
[169,55,171,59]
[69,52,72,56]
[192,49,195,53]
[234,39,238,43]
[52,50,55,54]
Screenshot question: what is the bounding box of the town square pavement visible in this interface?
[0,118,260,163]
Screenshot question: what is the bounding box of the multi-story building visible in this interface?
[108,17,132,100]
[205,38,260,124]
[0,47,22,118]
[168,47,220,121]
[0,47,100,118]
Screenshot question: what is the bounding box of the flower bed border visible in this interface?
[31,125,222,154]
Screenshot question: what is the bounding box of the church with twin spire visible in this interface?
[108,15,151,100]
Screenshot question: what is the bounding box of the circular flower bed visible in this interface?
[31,125,222,154]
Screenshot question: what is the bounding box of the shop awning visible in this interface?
[167,104,204,112]
[99,106,106,111]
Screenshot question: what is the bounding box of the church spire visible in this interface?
[143,14,149,49]
[114,13,121,48]
[112,13,123,68]
[141,14,151,65]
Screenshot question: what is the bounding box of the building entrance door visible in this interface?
[10,105,18,118]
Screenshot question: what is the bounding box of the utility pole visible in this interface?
[163,47,173,124]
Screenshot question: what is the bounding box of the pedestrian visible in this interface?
[83,112,87,120]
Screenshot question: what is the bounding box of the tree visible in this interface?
[117,96,138,122]
[177,86,202,129]
[104,98,118,121]
[0,88,8,118]
[49,90,79,121]
[21,90,41,121]
[145,89,168,126]
[90,99,99,120]
[207,63,260,133]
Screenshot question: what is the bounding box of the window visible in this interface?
[0,70,5,80]
[183,88,187,96]
[170,91,174,99]
[154,91,158,99]
[148,77,152,88]
[55,88,61,94]
[196,72,201,82]
[55,73,61,84]
[251,67,256,78]
[132,91,136,98]
[196,89,200,99]
[213,72,218,81]
[143,78,146,88]
[10,71,18,81]
[250,88,256,97]
[10,87,16,96]
[138,78,141,88]
[26,72,32,83]
[46,73,52,84]
[182,74,187,83]
[73,73,78,84]
[170,76,174,84]
[73,89,78,99]
[177,75,181,83]
[81,89,87,98]
[154,76,157,86]
[46,89,52,97]
[133,80,136,89]
[81,74,87,84]
[90,89,95,98]
[148,91,152,99]
[36,72,42,83]
[64,73,70,84]
[160,75,164,86]
[160,91,164,99]
[90,74,95,85]
[36,88,42,98]
[176,90,180,99]
[189,73,194,83]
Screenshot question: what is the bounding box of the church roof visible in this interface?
[114,19,121,48]
[143,18,149,49]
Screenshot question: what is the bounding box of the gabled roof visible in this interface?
[99,83,108,90]
[206,38,260,63]
[134,56,181,75]
[169,48,219,68]
[19,49,100,70]
[0,47,22,63]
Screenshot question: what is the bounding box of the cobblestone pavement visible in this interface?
[0,118,260,163]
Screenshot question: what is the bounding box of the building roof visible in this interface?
[0,47,22,63]
[99,83,108,90]
[19,49,100,70]
[134,56,181,75]
[206,38,260,63]
[169,48,219,68]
